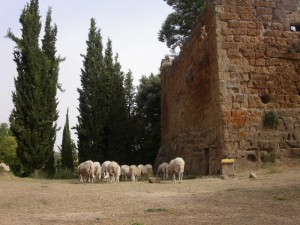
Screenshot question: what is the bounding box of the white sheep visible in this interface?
[78,160,95,183]
[0,163,10,172]
[129,165,141,182]
[121,165,130,181]
[107,161,121,183]
[93,162,102,182]
[102,160,111,182]
[145,164,153,176]
[168,157,185,183]
[156,162,169,180]
[138,164,149,177]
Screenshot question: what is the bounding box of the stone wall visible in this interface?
[157,0,300,175]
[217,0,300,162]
[157,2,224,175]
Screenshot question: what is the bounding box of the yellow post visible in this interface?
[221,159,235,176]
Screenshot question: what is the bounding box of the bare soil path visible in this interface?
[1,163,300,225]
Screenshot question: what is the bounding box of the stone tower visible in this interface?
[157,0,300,175]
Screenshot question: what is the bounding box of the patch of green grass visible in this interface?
[53,169,75,179]
[132,223,144,225]
[186,174,198,179]
[139,175,150,181]
[145,208,167,213]
[266,165,282,174]
[273,194,288,201]
[226,188,240,192]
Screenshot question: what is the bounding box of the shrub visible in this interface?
[145,208,167,213]
[263,111,279,128]
[54,169,75,179]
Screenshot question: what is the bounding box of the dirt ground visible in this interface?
[1,162,300,225]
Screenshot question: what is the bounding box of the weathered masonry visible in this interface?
[156,0,300,175]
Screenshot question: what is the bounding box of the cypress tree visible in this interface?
[7,0,61,175]
[124,70,136,163]
[77,20,129,164]
[106,50,128,163]
[60,109,74,171]
[42,8,63,177]
[76,18,105,163]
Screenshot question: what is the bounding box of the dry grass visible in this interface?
[0,163,300,225]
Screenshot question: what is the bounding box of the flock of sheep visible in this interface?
[78,157,185,184]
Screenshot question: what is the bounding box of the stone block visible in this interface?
[249,173,257,179]
[221,159,235,176]
[149,177,161,183]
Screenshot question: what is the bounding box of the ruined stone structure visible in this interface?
[156,0,300,175]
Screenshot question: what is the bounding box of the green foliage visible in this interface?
[0,123,12,137]
[186,174,198,179]
[263,111,279,128]
[133,74,161,165]
[0,124,24,176]
[76,20,162,166]
[105,46,128,163]
[53,168,75,179]
[76,18,105,163]
[76,19,129,164]
[7,0,61,176]
[60,109,74,171]
[159,0,207,51]
[265,164,282,174]
[124,70,136,163]
[145,208,167,213]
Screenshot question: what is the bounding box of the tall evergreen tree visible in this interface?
[60,109,74,171]
[105,50,128,163]
[134,74,161,164]
[124,70,135,118]
[76,18,105,163]
[42,8,63,177]
[124,70,136,163]
[7,0,61,175]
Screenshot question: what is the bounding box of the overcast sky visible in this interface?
[0,0,172,151]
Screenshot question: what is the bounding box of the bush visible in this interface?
[264,163,282,174]
[54,169,75,179]
[263,111,279,128]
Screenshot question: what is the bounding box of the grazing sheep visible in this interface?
[93,162,102,182]
[168,157,185,183]
[107,161,121,183]
[102,160,111,182]
[138,164,149,177]
[121,165,130,181]
[156,162,169,180]
[78,160,94,183]
[129,165,141,182]
[0,163,10,172]
[145,164,153,176]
